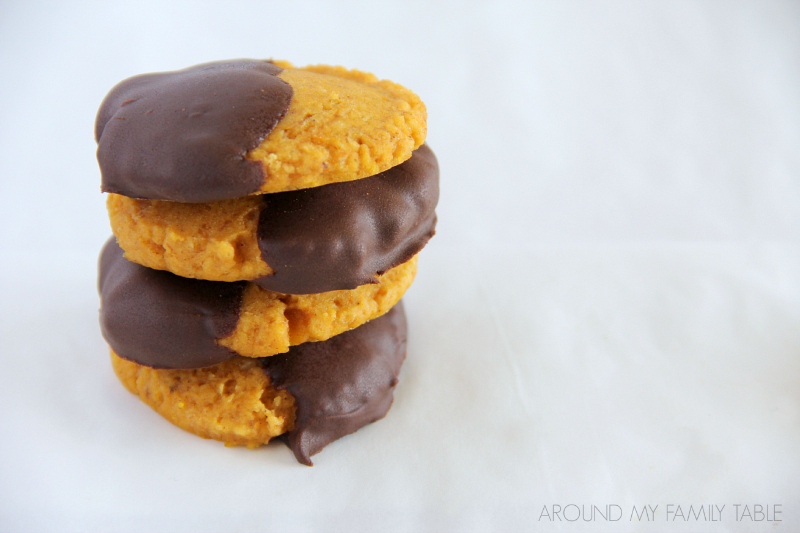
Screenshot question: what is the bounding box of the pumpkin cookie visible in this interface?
[107,145,438,293]
[111,302,407,465]
[100,238,416,368]
[96,59,426,202]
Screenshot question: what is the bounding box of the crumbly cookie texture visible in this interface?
[251,61,427,193]
[107,193,271,282]
[218,255,417,357]
[111,351,295,447]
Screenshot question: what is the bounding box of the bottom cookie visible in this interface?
[111,302,408,465]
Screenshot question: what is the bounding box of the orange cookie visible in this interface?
[106,144,438,293]
[96,60,426,202]
[111,302,408,465]
[99,237,416,368]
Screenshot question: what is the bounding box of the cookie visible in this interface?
[99,237,416,368]
[111,302,408,465]
[112,352,295,447]
[96,60,426,202]
[107,144,438,293]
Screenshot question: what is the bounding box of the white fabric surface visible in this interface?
[0,1,797,531]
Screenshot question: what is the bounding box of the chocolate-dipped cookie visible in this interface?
[99,238,415,367]
[107,144,438,293]
[111,303,408,465]
[96,60,426,202]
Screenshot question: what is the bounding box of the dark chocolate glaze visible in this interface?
[95,60,292,203]
[98,238,245,369]
[255,144,439,294]
[262,302,407,466]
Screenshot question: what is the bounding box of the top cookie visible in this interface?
[95,59,427,202]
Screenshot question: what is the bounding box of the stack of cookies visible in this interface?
[95,60,438,465]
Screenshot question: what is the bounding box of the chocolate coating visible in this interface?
[255,144,439,294]
[99,238,245,369]
[95,60,292,203]
[262,303,407,466]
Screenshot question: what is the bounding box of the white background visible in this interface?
[1,1,798,532]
